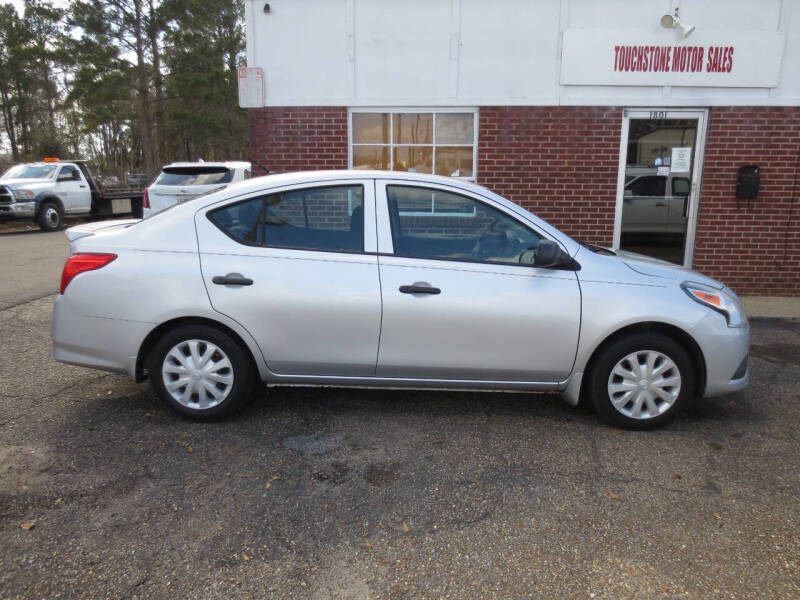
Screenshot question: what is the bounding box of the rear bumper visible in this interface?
[52,294,153,379]
[690,312,750,398]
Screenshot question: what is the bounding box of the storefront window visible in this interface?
[350,110,477,180]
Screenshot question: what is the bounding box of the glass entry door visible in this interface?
[613,109,707,266]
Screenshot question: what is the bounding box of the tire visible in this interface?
[147,324,257,420]
[37,202,62,231]
[587,333,695,430]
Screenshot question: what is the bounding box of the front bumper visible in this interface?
[0,200,35,218]
[52,293,153,379]
[690,312,750,397]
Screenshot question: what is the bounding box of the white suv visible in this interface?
[143,161,251,218]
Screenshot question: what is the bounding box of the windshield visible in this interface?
[154,167,232,186]
[1,164,58,180]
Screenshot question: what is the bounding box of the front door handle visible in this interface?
[399,283,441,295]
[654,201,666,207]
[212,273,253,286]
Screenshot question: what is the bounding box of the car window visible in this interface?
[672,177,690,196]
[626,176,666,197]
[386,185,541,266]
[155,167,232,186]
[59,165,81,181]
[209,185,364,253]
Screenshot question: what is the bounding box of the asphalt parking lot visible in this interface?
[0,228,798,599]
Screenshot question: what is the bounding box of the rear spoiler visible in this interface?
[65,219,139,242]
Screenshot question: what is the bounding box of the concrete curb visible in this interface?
[741,296,800,320]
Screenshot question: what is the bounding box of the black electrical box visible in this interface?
[736,165,760,199]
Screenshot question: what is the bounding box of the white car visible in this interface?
[52,171,749,429]
[143,161,251,218]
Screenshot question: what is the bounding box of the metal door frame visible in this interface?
[612,108,709,267]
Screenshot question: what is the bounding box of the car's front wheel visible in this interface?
[148,325,256,420]
[587,333,695,430]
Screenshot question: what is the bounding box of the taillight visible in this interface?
[60,253,117,294]
[142,188,150,208]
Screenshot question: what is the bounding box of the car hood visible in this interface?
[0,177,53,188]
[615,250,725,289]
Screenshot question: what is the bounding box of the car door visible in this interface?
[195,180,382,377]
[666,176,690,234]
[56,165,91,213]
[375,181,581,382]
[622,175,668,233]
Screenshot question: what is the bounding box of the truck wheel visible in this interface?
[37,202,62,231]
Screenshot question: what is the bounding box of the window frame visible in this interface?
[57,165,82,182]
[383,184,544,269]
[206,183,367,255]
[348,107,479,182]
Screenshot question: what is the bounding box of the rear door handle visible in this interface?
[212,273,253,286]
[654,201,666,207]
[399,283,440,295]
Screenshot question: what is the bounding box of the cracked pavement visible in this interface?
[0,231,799,599]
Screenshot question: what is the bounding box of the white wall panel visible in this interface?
[253,0,351,104]
[245,0,800,107]
[354,0,452,102]
[457,0,559,102]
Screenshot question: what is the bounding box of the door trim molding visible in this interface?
[612,107,709,268]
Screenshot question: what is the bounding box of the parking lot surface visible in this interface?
[0,231,798,599]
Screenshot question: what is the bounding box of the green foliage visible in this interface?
[0,0,248,177]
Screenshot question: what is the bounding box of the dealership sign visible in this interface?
[561,29,784,87]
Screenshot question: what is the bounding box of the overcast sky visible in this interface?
[5,0,70,17]
[5,0,25,16]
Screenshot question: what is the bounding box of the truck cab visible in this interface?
[0,159,92,231]
[622,171,691,235]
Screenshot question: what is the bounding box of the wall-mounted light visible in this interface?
[263,3,270,14]
[660,8,695,38]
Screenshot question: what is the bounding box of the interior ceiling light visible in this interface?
[660,8,695,38]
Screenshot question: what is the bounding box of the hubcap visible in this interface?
[161,339,234,410]
[607,350,681,419]
[45,207,59,227]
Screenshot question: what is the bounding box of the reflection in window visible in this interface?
[350,111,476,180]
[209,185,364,253]
[387,186,540,266]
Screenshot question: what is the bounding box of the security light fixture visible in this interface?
[660,8,695,38]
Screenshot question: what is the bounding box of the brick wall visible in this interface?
[249,105,800,295]
[477,106,622,248]
[695,107,800,295]
[249,107,348,174]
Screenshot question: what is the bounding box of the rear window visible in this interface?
[155,167,232,186]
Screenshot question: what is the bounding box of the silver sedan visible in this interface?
[52,171,749,429]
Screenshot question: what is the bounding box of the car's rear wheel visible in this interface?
[148,325,256,420]
[37,202,62,231]
[587,333,695,430]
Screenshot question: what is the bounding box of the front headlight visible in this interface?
[681,282,746,328]
[12,189,35,201]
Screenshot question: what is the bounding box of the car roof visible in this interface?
[161,161,251,170]
[225,169,492,194]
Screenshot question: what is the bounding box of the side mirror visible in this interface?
[522,239,575,270]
